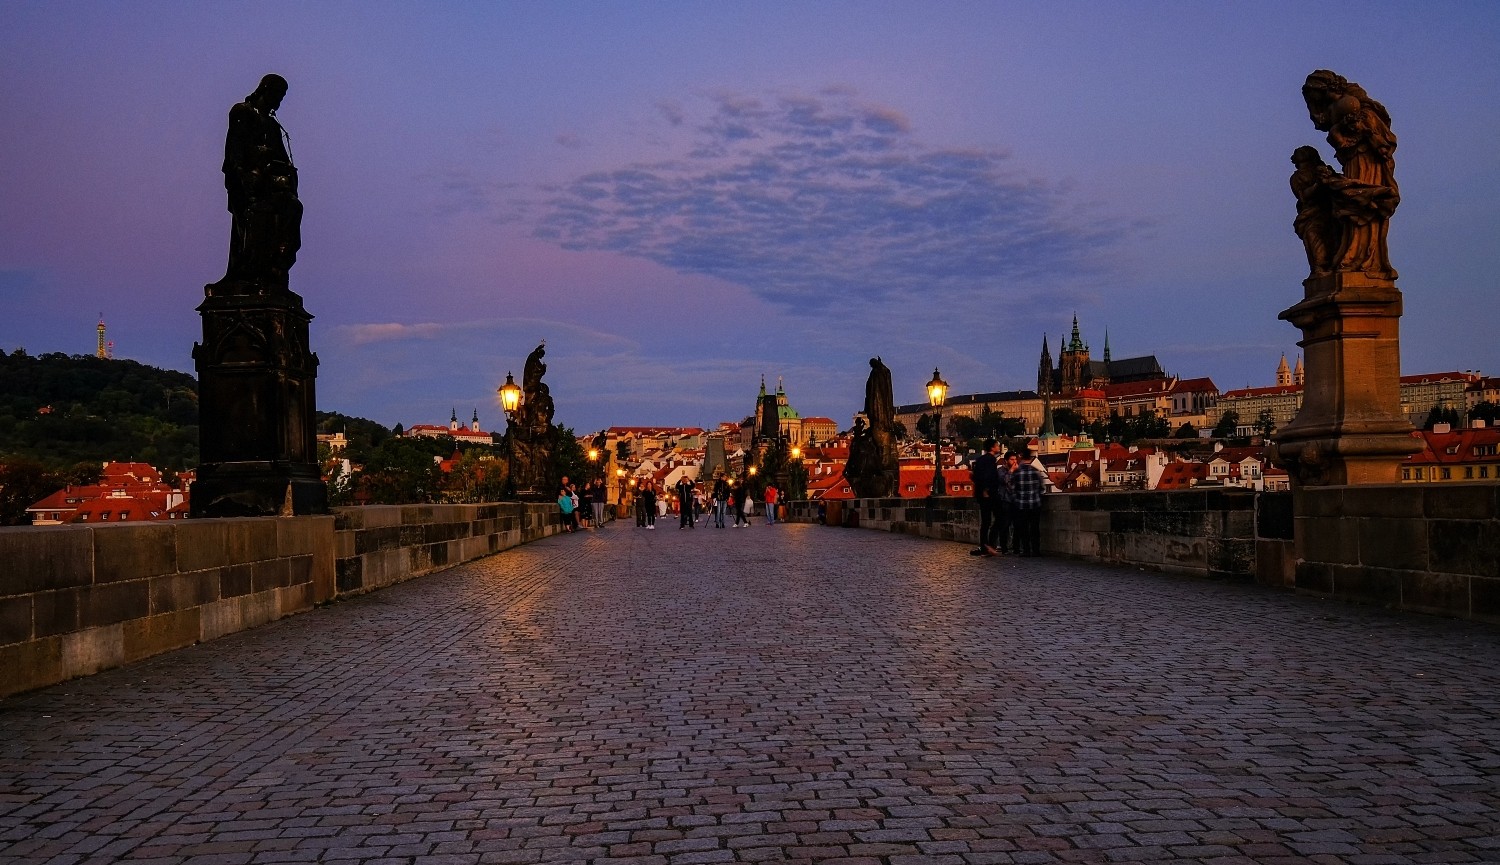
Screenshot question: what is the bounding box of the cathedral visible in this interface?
[1037,315,1166,397]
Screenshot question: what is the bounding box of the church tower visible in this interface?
[1276,353,1292,387]
[1294,354,1305,386]
[1037,335,1054,396]
[1059,314,1092,394]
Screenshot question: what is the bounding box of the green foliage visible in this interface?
[552,425,588,489]
[1051,407,1083,436]
[315,411,394,465]
[1174,421,1199,439]
[948,409,1027,450]
[1471,401,1499,426]
[1423,403,1462,430]
[1212,410,1240,438]
[356,435,451,504]
[1254,409,1277,438]
[0,351,199,471]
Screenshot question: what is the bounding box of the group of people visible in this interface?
[968,438,1047,558]
[634,476,779,530]
[555,476,608,532]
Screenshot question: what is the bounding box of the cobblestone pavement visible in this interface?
[4,523,1500,865]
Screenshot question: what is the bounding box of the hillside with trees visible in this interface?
[0,349,200,473]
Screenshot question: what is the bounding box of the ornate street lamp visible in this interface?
[497,372,523,418]
[927,367,949,496]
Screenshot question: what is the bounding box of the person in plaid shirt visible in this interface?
[1008,452,1046,557]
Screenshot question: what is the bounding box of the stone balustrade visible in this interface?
[1,502,563,698]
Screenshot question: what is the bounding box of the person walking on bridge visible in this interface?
[675,476,696,529]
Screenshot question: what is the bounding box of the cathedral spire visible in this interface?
[759,374,767,398]
[1103,329,1111,364]
[1038,334,1054,396]
[1068,313,1085,352]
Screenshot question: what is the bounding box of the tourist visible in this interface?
[634,483,647,527]
[675,475,696,529]
[712,475,729,528]
[763,484,779,525]
[569,483,583,530]
[642,482,658,530]
[730,480,747,527]
[590,479,607,529]
[969,438,1002,557]
[998,452,1020,554]
[1010,452,1046,557]
[557,485,576,532]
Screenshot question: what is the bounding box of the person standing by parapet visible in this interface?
[969,438,1002,557]
[998,451,1020,555]
[590,479,607,529]
[763,483,779,525]
[1010,452,1047,557]
[557,484,576,533]
[675,475,696,530]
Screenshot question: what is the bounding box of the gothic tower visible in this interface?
[1037,335,1054,396]
[1276,353,1292,387]
[1059,313,1092,394]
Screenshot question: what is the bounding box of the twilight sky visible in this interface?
[3,1,1498,436]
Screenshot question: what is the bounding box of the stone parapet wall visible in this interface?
[0,518,334,698]
[333,503,561,596]
[1,502,563,698]
[788,491,1295,585]
[1295,484,1500,622]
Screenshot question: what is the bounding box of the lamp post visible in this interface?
[497,371,524,497]
[927,367,949,496]
[497,372,523,418]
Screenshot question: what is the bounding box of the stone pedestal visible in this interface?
[191,282,328,517]
[1270,272,1420,486]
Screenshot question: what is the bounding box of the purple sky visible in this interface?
[3,2,1498,436]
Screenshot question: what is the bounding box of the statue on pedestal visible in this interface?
[508,342,556,495]
[845,357,899,498]
[193,74,325,518]
[1272,70,1419,487]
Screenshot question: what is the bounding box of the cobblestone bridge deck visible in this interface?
[3,522,1499,864]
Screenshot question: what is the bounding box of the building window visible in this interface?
[1441,468,1451,480]
[1466,467,1475,479]
[1415,468,1424,480]
[1482,467,1491,479]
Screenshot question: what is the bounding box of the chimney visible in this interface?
[1433,422,1452,434]
[1474,419,1487,429]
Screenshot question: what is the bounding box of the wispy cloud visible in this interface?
[535,89,1124,310]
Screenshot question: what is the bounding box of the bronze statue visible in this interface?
[220,74,302,287]
[508,342,556,493]
[845,357,899,498]
[1298,70,1399,279]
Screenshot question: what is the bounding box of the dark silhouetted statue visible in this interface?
[845,357,899,498]
[192,74,325,518]
[509,342,556,494]
[219,74,302,288]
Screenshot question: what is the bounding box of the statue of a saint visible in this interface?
[1299,70,1399,279]
[1290,146,1340,277]
[220,74,302,287]
[845,358,899,498]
